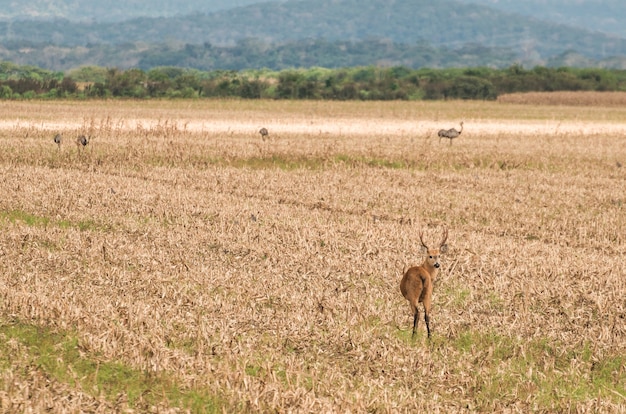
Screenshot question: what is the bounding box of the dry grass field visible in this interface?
[0,96,625,412]
[498,91,626,106]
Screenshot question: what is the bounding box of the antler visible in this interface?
[418,229,429,250]
[439,227,449,248]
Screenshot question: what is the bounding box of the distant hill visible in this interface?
[2,0,625,58]
[456,0,626,39]
[2,0,622,39]
[0,0,625,71]
[0,0,271,22]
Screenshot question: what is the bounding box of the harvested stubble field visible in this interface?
[0,97,625,413]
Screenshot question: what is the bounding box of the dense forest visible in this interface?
[1,38,529,72]
[1,61,625,101]
[2,38,625,73]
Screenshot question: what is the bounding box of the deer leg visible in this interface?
[423,298,432,339]
[412,308,419,338]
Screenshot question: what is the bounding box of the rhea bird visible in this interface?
[259,127,269,141]
[438,121,464,144]
[76,135,89,147]
[53,133,62,149]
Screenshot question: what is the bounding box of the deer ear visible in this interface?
[420,245,428,253]
[439,244,448,254]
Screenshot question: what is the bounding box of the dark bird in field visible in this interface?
[76,135,88,147]
[259,127,269,141]
[53,133,62,149]
[438,121,464,144]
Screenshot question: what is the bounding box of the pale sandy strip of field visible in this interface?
[2,118,626,136]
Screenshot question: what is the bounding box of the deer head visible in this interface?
[419,228,448,269]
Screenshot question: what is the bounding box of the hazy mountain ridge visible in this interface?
[1,0,622,40]
[0,0,625,70]
[455,0,626,39]
[3,0,625,55]
[0,0,271,22]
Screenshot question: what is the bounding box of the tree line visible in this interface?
[1,62,625,101]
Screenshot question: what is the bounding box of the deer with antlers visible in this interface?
[400,227,448,338]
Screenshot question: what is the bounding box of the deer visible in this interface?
[400,227,448,339]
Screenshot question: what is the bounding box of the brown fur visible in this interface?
[400,228,448,338]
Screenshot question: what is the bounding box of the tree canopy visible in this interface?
[1,61,626,101]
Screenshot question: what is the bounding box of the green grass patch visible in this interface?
[0,209,106,232]
[445,287,471,307]
[449,329,626,409]
[245,364,262,377]
[0,321,223,413]
[395,325,430,343]
[57,218,102,231]
[234,155,325,170]
[147,153,418,171]
[0,209,50,227]
[333,154,409,169]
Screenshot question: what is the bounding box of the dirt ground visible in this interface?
[2,99,626,139]
[0,99,625,412]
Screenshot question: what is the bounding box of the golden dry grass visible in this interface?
[498,91,626,106]
[0,98,625,412]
